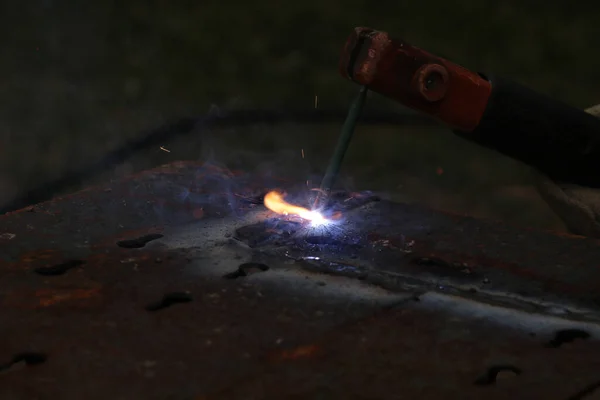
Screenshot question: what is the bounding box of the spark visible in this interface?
[301,148,305,158]
[160,146,171,153]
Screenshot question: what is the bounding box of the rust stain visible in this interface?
[269,344,320,362]
[524,225,587,240]
[21,249,62,263]
[5,249,65,270]
[36,288,102,307]
[193,208,204,219]
[4,287,102,309]
[147,161,205,175]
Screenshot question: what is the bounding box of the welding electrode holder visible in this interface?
[341,27,600,188]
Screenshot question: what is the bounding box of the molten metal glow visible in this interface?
[264,191,327,225]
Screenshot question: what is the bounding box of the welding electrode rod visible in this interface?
[315,86,368,207]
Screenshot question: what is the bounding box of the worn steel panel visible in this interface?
[1,161,600,399]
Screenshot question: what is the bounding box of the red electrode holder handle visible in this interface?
[340,27,600,188]
[339,27,492,132]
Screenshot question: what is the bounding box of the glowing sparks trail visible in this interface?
[264,191,328,226]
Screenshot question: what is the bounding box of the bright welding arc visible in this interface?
[264,191,330,226]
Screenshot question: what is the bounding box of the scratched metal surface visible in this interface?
[1,161,600,400]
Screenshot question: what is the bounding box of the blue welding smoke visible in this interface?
[0,109,429,215]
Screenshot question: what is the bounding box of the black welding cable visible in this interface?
[0,109,434,214]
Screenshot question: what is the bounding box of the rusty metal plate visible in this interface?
[2,161,600,400]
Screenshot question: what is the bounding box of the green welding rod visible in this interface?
[313,85,368,209]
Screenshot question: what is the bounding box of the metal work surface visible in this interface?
[2,161,600,400]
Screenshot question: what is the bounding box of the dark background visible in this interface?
[0,1,598,230]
